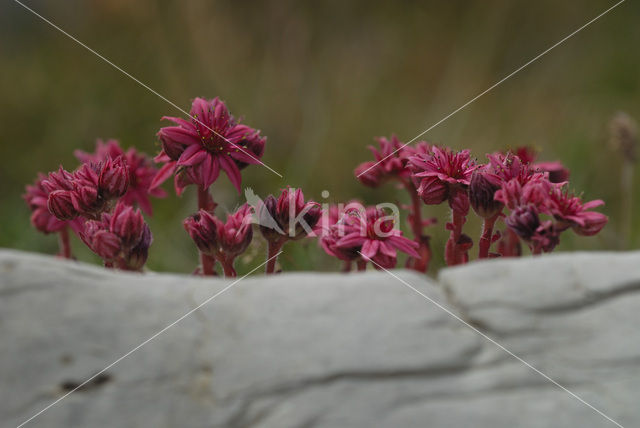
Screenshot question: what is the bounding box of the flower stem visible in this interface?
[445,209,465,266]
[219,256,237,277]
[342,260,352,272]
[197,186,216,276]
[405,181,423,240]
[357,260,367,271]
[266,238,285,274]
[404,180,430,273]
[58,227,72,259]
[478,215,498,259]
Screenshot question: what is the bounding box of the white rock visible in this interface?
[1,249,637,427]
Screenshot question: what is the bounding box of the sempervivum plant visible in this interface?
[23,94,609,276]
[24,139,161,269]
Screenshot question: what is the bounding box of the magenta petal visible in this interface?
[161,116,194,130]
[379,241,397,258]
[150,162,175,191]
[361,240,379,260]
[229,149,262,165]
[388,235,420,258]
[219,156,242,193]
[202,156,220,189]
[159,126,199,146]
[336,233,366,247]
[583,199,605,209]
[177,145,207,166]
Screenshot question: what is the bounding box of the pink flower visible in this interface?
[543,186,608,236]
[322,206,419,269]
[512,146,570,184]
[154,97,266,193]
[75,139,166,215]
[354,136,431,187]
[408,146,477,207]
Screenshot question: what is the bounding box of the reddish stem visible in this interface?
[266,238,285,274]
[219,256,237,277]
[356,259,367,271]
[58,227,72,259]
[445,209,465,266]
[405,181,423,240]
[342,260,352,273]
[404,180,430,273]
[197,187,216,276]
[478,215,498,259]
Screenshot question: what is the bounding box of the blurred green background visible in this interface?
[2,0,638,274]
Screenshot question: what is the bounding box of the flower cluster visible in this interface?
[81,202,152,270]
[184,204,253,277]
[24,139,160,269]
[24,95,609,277]
[258,188,322,274]
[346,137,608,269]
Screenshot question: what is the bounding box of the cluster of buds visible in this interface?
[81,202,152,270]
[257,188,322,273]
[183,204,253,277]
[25,139,160,270]
[44,157,129,221]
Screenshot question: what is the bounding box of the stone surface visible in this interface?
[1,249,638,427]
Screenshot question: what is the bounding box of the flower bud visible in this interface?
[126,224,152,270]
[48,190,78,220]
[505,205,540,241]
[258,195,284,242]
[42,167,74,193]
[415,176,448,205]
[183,210,218,255]
[110,202,144,248]
[99,156,129,199]
[158,128,188,161]
[469,170,503,218]
[70,185,102,216]
[533,161,570,184]
[92,230,121,260]
[531,220,560,253]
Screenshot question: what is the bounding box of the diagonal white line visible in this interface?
[16,251,283,428]
[13,0,283,179]
[357,0,625,178]
[360,253,625,428]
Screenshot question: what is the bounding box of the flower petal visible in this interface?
[219,155,242,193]
[177,145,208,166]
[361,239,379,260]
[387,235,420,258]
